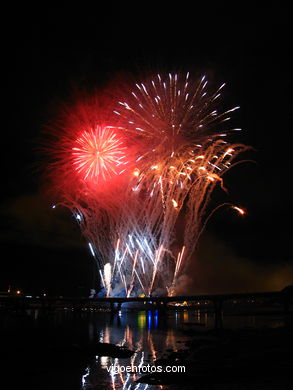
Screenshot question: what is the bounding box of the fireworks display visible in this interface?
[45,72,248,297]
[72,126,127,182]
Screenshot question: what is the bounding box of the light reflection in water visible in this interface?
[154,310,159,328]
[183,310,189,323]
[80,308,284,389]
[1,303,286,390]
[81,309,190,390]
[147,311,152,329]
[138,311,146,330]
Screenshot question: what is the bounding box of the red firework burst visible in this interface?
[72,126,127,182]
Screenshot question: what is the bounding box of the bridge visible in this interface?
[1,288,292,329]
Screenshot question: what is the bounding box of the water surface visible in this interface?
[0,307,286,389]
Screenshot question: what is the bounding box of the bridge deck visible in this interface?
[1,289,291,329]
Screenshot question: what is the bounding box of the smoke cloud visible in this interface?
[175,233,293,294]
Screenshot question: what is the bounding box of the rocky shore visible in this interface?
[137,324,293,389]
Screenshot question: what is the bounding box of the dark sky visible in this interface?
[1,4,292,295]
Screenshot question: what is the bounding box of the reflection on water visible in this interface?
[78,308,285,390]
[0,306,286,390]
[81,309,191,390]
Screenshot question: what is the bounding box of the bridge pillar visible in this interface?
[213,298,223,330]
[283,294,290,316]
[282,293,293,328]
[160,301,168,311]
[109,302,122,312]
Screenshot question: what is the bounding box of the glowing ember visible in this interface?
[232,206,245,215]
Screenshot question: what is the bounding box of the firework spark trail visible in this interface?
[112,72,249,296]
[45,73,248,297]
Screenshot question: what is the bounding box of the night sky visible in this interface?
[1,5,292,296]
